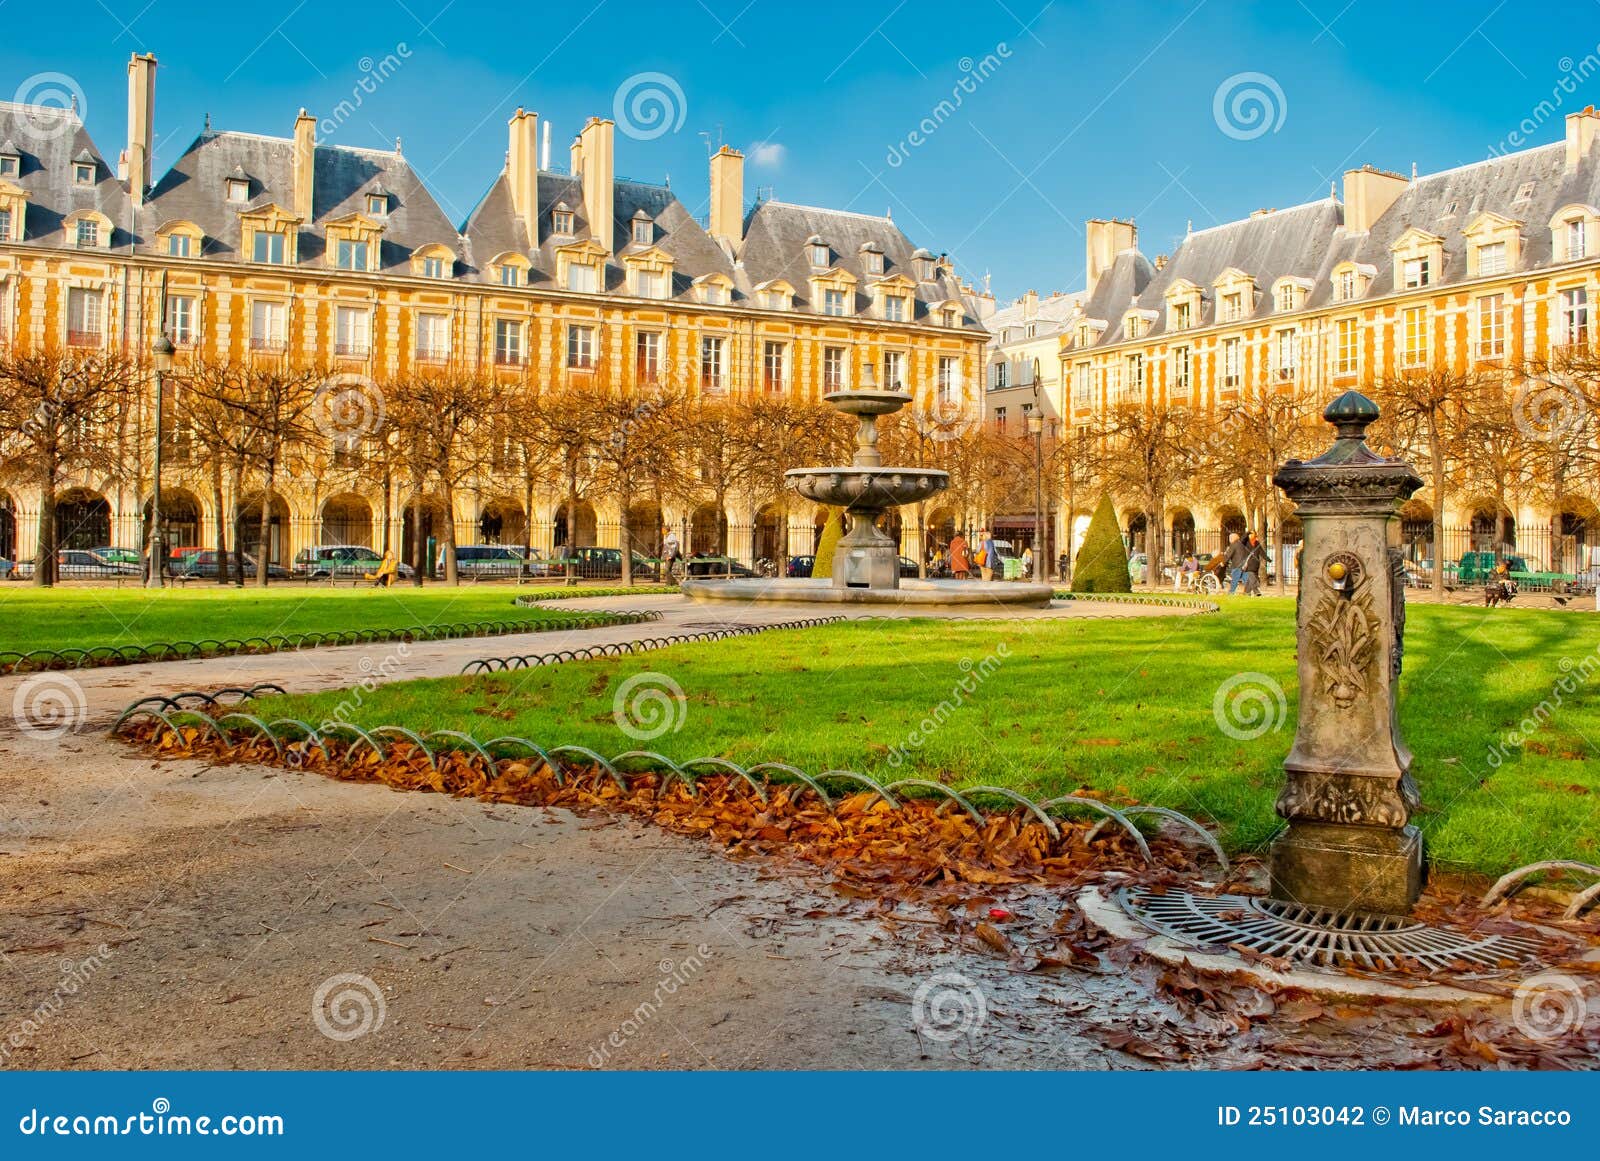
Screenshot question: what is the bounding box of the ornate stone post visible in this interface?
[1270,391,1425,916]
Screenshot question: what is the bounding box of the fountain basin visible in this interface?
[786,466,949,510]
[681,577,1056,607]
[822,389,913,417]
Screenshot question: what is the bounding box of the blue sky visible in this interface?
[3,0,1596,301]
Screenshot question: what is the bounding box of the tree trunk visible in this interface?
[255,464,273,587]
[230,461,246,587]
[440,481,458,586]
[410,487,424,587]
[620,485,634,587]
[210,458,229,585]
[521,472,535,572]
[564,463,579,587]
[1430,424,1446,596]
[33,465,55,587]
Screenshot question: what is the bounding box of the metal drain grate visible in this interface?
[1118,886,1544,973]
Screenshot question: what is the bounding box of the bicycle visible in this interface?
[755,557,779,578]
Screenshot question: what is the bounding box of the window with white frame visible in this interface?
[882,350,906,391]
[566,323,595,368]
[1565,218,1587,261]
[1105,362,1122,401]
[1401,306,1427,367]
[499,263,522,287]
[567,262,598,293]
[808,242,828,267]
[1276,283,1298,312]
[252,231,286,264]
[701,335,726,391]
[249,299,286,350]
[335,239,369,271]
[823,288,848,317]
[1221,337,1241,387]
[335,306,371,356]
[73,162,93,186]
[1221,292,1244,322]
[1476,295,1505,358]
[1335,317,1359,375]
[416,312,450,361]
[366,194,388,217]
[994,406,1007,431]
[165,295,196,345]
[1125,316,1143,340]
[0,207,12,243]
[636,331,661,382]
[1476,241,1507,277]
[883,294,906,322]
[1274,328,1297,378]
[762,340,787,393]
[1127,353,1144,393]
[422,255,448,279]
[1171,299,1194,330]
[1559,287,1589,345]
[66,287,103,344]
[1072,361,1091,406]
[493,318,523,365]
[75,218,99,248]
[1336,269,1357,301]
[633,268,666,299]
[864,250,884,275]
[0,153,18,178]
[1401,256,1430,289]
[166,233,191,258]
[936,356,959,404]
[823,346,847,391]
[993,361,1009,389]
[226,178,249,203]
[1171,346,1191,394]
[552,208,574,235]
[632,218,652,246]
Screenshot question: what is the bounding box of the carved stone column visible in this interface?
[1270,391,1424,916]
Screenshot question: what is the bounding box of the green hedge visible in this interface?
[1072,493,1132,593]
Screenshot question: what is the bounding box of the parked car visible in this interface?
[898,555,921,578]
[90,546,144,568]
[438,544,537,579]
[787,555,815,578]
[558,546,664,580]
[172,550,291,580]
[681,553,756,578]
[293,545,415,580]
[51,549,140,578]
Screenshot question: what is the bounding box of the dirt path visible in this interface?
[0,601,1566,1070]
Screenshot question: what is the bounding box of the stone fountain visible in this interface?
[681,363,1054,607]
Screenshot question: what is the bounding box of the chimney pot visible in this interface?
[125,53,157,206]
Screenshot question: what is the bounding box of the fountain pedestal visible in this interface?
[1269,391,1425,916]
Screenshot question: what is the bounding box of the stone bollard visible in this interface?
[1269,391,1425,916]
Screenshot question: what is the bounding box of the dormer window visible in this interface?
[1337,270,1355,300]
[0,153,17,179]
[1476,241,1506,276]
[253,232,286,264]
[1331,262,1374,303]
[1401,256,1430,289]
[912,251,937,281]
[567,261,598,293]
[167,234,190,258]
[1221,291,1244,321]
[1565,217,1587,261]
[860,244,885,275]
[883,294,906,322]
[631,215,652,246]
[500,264,522,287]
[226,178,249,203]
[1126,317,1143,340]
[1171,301,1192,330]
[424,256,446,278]
[808,240,829,267]
[552,203,575,236]
[823,288,847,316]
[335,239,370,271]
[73,163,93,186]
[1077,323,1094,346]
[75,218,99,247]
[0,207,12,242]
[1277,284,1297,312]
[366,193,389,217]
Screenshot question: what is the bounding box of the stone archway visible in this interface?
[55,488,111,550]
[479,498,527,547]
[626,501,663,559]
[0,491,13,560]
[144,488,203,553]
[235,493,292,565]
[690,503,727,555]
[554,501,597,550]
[321,493,374,547]
[753,503,786,564]
[1125,512,1148,555]
[401,495,454,577]
[1169,507,1196,557]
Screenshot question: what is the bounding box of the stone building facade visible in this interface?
[0,53,986,571]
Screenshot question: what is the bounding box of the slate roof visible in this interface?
[0,100,135,248]
[986,290,1086,344]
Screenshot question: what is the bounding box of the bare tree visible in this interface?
[0,347,137,586]
[1372,366,1488,594]
[1094,401,1195,583]
[592,386,683,585]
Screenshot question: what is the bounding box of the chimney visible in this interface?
[125,53,156,205]
[507,107,540,248]
[578,116,615,250]
[1341,165,1408,233]
[541,119,551,170]
[1022,288,1038,319]
[1566,105,1600,171]
[292,108,317,222]
[708,144,744,253]
[1084,218,1136,297]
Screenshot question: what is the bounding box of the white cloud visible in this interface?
[748,141,786,167]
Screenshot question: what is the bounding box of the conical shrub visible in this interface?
[1072,493,1132,593]
[811,509,844,579]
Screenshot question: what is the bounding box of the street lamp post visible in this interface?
[146,333,175,589]
[1030,358,1045,582]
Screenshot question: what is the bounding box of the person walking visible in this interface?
[948,531,971,580]
[1223,531,1248,595]
[662,527,681,579]
[1243,532,1265,596]
[978,527,999,582]
[1021,545,1034,579]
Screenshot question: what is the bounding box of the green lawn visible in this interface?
[0,585,664,655]
[250,598,1600,877]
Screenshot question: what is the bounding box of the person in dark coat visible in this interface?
[1242,532,1264,596]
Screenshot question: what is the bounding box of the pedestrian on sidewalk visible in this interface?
[948,531,971,580]
[1223,532,1248,595]
[1243,532,1264,596]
